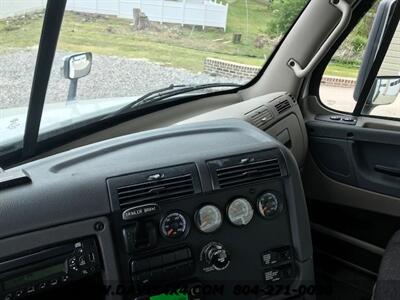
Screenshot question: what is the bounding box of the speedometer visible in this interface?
[195,205,222,233]
[227,198,254,226]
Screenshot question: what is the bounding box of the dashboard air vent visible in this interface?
[208,151,283,190]
[108,164,200,207]
[246,106,273,128]
[275,99,291,114]
[116,174,194,206]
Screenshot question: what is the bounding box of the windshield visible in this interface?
[0,0,308,157]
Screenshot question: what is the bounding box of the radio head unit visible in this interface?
[0,238,101,299]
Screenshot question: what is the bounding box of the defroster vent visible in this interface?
[108,164,201,207]
[275,99,291,114]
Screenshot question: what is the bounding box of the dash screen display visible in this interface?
[3,263,65,290]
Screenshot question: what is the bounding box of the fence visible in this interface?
[1,0,228,30]
[0,0,46,18]
[66,0,229,30]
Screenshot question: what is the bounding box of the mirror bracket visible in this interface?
[67,79,78,102]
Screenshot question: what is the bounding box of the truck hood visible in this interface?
[0,97,134,149]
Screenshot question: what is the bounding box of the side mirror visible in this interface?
[353,0,397,102]
[62,52,92,102]
[371,76,400,105]
[362,76,400,114]
[63,52,92,80]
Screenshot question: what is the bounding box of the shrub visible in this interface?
[351,35,368,53]
[266,0,307,37]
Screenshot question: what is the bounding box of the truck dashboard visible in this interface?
[0,117,313,300]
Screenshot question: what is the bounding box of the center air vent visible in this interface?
[108,164,201,208]
[275,99,291,114]
[116,174,194,206]
[208,151,283,189]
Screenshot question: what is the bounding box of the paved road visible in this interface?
[320,85,356,112]
[320,85,400,118]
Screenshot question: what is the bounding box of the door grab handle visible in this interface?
[374,165,400,177]
[288,0,352,78]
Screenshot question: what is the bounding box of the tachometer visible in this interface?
[195,205,222,233]
[227,198,254,226]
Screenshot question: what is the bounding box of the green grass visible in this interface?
[324,62,359,78]
[0,1,270,71]
[55,0,271,71]
[0,1,359,78]
[0,14,44,50]
[57,11,266,71]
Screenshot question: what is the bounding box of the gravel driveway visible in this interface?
[0,49,246,108]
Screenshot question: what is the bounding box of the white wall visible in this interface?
[66,0,229,30]
[380,23,400,76]
[1,0,228,30]
[0,0,46,18]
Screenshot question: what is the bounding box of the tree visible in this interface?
[266,0,308,37]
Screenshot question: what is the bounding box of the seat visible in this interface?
[374,230,400,300]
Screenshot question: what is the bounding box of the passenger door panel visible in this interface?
[304,116,400,281]
[307,119,400,198]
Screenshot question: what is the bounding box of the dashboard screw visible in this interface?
[94,222,105,232]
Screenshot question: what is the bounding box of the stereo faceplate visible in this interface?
[0,238,101,299]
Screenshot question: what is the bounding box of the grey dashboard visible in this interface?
[31,92,308,169]
[1,119,302,238]
[0,113,312,299]
[178,92,308,167]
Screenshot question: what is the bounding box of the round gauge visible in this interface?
[257,192,282,219]
[227,198,254,226]
[195,205,223,233]
[160,212,188,239]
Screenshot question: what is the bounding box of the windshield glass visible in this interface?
[0,0,308,153]
[0,10,44,153]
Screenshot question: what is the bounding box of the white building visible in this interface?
[380,22,400,76]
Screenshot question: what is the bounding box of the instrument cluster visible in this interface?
[159,191,283,239]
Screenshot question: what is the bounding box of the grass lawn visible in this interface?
[324,62,359,78]
[0,0,358,78]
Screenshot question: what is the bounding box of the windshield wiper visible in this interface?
[109,83,241,117]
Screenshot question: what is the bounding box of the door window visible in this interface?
[320,1,400,119]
